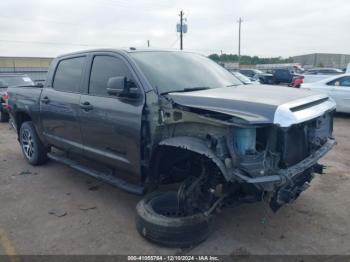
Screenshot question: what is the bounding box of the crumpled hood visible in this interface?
[168,85,334,126]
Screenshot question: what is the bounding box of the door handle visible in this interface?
[41,96,50,104]
[80,102,93,111]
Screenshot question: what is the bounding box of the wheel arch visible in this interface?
[14,111,32,135]
[149,136,229,186]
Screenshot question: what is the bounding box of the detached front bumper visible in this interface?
[233,138,336,186]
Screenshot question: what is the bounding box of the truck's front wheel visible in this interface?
[20,121,48,165]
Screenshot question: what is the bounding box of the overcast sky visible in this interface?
[0,0,349,58]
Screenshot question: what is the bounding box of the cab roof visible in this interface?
[56,48,190,58]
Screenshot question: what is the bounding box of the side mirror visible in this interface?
[107,76,139,98]
[107,76,127,96]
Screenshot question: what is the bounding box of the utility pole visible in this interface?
[238,17,243,67]
[179,10,184,50]
[176,11,187,50]
[147,40,150,48]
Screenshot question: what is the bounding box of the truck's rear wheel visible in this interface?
[20,121,48,165]
[135,191,214,248]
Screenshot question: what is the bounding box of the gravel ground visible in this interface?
[0,114,349,255]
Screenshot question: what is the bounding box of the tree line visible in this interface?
[208,53,293,65]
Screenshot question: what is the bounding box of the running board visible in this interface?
[47,152,145,195]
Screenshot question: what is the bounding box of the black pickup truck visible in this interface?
[7,49,336,247]
[259,68,303,87]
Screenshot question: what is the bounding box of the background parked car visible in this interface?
[239,69,263,80]
[303,68,345,83]
[258,69,304,87]
[231,71,260,85]
[305,68,343,75]
[291,76,304,87]
[0,74,35,122]
[346,63,350,74]
[301,74,350,113]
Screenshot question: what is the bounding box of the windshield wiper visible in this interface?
[161,86,211,95]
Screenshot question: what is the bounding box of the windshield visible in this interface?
[0,75,34,88]
[130,51,242,94]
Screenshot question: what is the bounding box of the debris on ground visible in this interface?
[17,170,38,176]
[48,209,67,217]
[18,170,32,175]
[88,185,99,191]
[78,205,97,211]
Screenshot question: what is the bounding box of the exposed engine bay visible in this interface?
[145,88,336,213]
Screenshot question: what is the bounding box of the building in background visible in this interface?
[0,56,53,83]
[292,53,350,69]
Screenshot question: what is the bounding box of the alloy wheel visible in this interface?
[22,129,35,159]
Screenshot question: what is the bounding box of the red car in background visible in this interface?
[291,75,304,88]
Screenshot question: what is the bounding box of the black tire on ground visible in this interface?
[0,109,9,122]
[19,121,49,165]
[136,191,214,248]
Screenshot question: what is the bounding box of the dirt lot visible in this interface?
[0,114,350,255]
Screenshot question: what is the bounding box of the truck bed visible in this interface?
[7,86,43,125]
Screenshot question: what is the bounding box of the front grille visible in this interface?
[278,125,308,168]
[278,112,332,168]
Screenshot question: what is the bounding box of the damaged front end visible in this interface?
[228,112,335,211]
[146,89,336,213]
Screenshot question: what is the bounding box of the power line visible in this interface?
[0,16,137,34]
[168,36,179,48]
[107,0,172,9]
[98,0,171,12]
[0,39,104,47]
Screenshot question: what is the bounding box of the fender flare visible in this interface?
[156,136,229,180]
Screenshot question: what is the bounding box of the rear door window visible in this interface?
[53,57,85,93]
